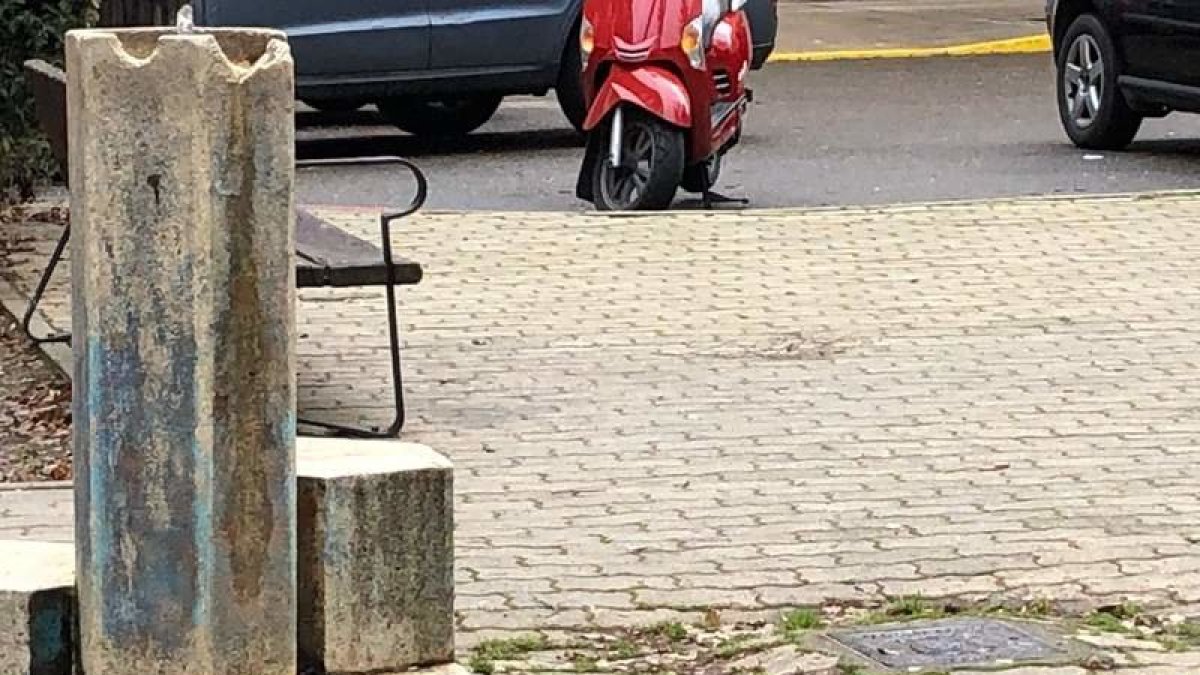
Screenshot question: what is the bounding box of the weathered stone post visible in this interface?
[67,26,296,675]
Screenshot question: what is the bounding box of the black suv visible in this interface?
[1047,0,1200,149]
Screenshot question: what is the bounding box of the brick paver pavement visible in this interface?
[3,192,1200,636]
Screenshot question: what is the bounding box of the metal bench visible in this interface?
[21,59,426,438]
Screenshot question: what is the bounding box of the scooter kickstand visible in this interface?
[702,190,750,210]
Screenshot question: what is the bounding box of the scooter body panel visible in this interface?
[584,0,699,81]
[703,11,752,157]
[581,64,693,131]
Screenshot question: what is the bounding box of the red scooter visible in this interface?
[575,0,753,210]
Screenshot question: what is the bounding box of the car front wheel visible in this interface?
[378,95,503,137]
[556,31,587,133]
[1056,14,1142,150]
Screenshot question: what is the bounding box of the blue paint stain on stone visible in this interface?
[84,335,113,623]
[193,432,213,631]
[87,276,203,650]
[279,409,296,449]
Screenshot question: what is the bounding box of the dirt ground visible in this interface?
[0,295,71,483]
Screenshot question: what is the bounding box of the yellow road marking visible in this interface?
[768,34,1051,63]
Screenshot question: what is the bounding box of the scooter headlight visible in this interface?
[580,17,595,68]
[681,16,705,69]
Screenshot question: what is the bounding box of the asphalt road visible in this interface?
[295,54,1200,211]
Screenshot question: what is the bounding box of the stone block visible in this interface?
[297,438,455,674]
[0,541,75,675]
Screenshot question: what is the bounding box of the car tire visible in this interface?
[1056,14,1142,150]
[556,30,588,133]
[592,108,685,211]
[303,99,366,113]
[378,95,503,137]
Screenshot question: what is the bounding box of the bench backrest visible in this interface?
[23,60,69,188]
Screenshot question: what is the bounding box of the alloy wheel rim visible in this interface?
[601,123,654,208]
[1064,34,1104,129]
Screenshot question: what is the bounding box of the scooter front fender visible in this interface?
[582,64,693,131]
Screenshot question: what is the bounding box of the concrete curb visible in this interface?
[769,33,1051,63]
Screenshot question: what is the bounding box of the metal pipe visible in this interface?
[609,106,624,168]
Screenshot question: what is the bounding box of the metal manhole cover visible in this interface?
[829,618,1067,670]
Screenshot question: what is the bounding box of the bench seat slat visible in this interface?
[295,209,423,288]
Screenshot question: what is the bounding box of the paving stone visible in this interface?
[729,646,840,675]
[803,564,921,584]
[1074,632,1165,651]
[918,555,1039,577]
[532,591,635,610]
[997,563,1125,588]
[879,575,1005,598]
[1121,556,1200,576]
[756,584,879,608]
[586,608,703,630]
[676,570,802,588]
[633,587,760,610]
[1132,651,1200,668]
[5,193,1200,634]
[458,609,591,632]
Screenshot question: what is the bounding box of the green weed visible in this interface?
[716,635,757,659]
[780,608,824,633]
[472,634,548,661]
[610,638,640,660]
[645,621,689,642]
[573,655,600,672]
[467,653,495,675]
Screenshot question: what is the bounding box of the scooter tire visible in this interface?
[591,110,685,211]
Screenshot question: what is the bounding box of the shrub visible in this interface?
[0,0,97,204]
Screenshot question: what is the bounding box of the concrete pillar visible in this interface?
[0,541,75,675]
[66,27,297,675]
[297,438,456,673]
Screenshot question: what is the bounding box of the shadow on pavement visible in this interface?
[297,110,388,129]
[1125,138,1200,157]
[296,108,585,161]
[1028,138,1200,163]
[297,129,584,161]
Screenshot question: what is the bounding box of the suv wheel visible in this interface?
[556,31,587,133]
[1056,14,1142,150]
[378,95,503,137]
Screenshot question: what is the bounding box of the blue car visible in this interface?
[192,0,776,135]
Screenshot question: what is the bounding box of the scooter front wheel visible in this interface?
[592,108,685,211]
